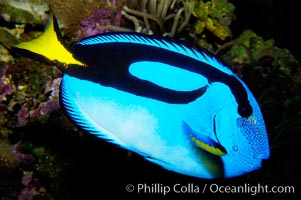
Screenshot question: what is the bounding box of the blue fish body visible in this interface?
[14,17,270,178]
[61,33,269,178]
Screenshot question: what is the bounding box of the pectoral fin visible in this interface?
[182,122,227,156]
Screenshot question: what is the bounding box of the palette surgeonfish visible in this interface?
[13,16,269,179]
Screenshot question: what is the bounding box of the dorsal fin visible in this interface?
[77,32,232,75]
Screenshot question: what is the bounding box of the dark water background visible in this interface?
[232,0,301,61]
[1,0,300,199]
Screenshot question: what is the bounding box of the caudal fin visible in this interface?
[14,15,85,68]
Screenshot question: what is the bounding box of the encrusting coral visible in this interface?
[0,140,18,169]
[192,0,235,40]
[0,0,300,198]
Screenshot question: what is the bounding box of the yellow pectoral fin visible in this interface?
[15,16,85,68]
[189,135,227,156]
[183,121,227,156]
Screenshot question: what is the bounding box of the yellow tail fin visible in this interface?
[15,16,85,68]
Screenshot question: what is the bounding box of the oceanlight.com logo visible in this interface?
[125,183,295,196]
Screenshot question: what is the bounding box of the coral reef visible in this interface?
[74,0,194,38]
[0,140,18,169]
[115,0,235,48]
[217,30,301,82]
[0,141,61,199]
[0,0,49,24]
[0,27,21,47]
[0,57,62,128]
[76,6,123,38]
[192,0,235,40]
[0,0,300,198]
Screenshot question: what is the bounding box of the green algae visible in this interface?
[0,0,49,24]
[192,0,235,40]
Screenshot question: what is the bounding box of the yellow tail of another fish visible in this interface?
[15,16,85,68]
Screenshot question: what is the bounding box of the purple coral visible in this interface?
[30,77,61,120]
[0,64,15,103]
[13,144,35,168]
[77,7,122,38]
[17,107,29,127]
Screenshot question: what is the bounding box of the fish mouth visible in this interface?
[256,150,270,163]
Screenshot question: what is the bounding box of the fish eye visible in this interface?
[238,103,253,117]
